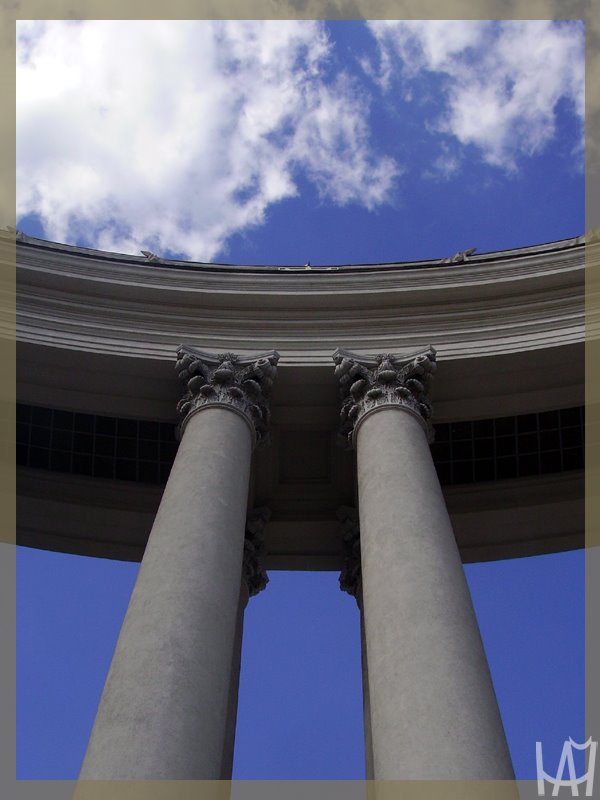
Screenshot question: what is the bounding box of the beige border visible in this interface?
[2,3,594,799]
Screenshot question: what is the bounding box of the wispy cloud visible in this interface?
[422,142,462,182]
[366,20,584,172]
[17,20,399,261]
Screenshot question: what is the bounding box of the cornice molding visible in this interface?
[13,235,584,299]
[13,235,584,364]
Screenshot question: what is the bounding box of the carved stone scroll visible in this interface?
[333,346,437,448]
[243,507,271,597]
[175,346,280,445]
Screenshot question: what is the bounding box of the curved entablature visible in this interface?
[13,232,585,424]
[14,233,584,367]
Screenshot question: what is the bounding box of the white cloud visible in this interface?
[289,74,401,208]
[366,20,584,171]
[17,20,399,261]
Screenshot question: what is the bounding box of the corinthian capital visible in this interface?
[333,346,437,447]
[175,346,280,445]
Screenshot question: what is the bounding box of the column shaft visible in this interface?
[358,586,375,780]
[356,407,514,779]
[80,406,252,779]
[220,581,249,779]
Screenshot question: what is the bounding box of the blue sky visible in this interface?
[16,19,585,781]
[16,19,584,263]
[17,549,585,779]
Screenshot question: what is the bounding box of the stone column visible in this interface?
[333,347,514,780]
[220,507,270,779]
[79,347,278,780]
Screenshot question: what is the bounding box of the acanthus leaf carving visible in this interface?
[175,345,279,446]
[337,506,361,600]
[243,507,271,597]
[333,347,437,448]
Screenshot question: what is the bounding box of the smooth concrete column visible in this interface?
[358,597,375,781]
[221,580,250,780]
[80,348,278,780]
[334,348,514,780]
